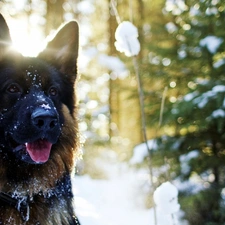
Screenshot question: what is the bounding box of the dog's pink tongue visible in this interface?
[26,139,52,163]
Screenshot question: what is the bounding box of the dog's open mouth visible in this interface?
[13,139,53,164]
[25,139,52,163]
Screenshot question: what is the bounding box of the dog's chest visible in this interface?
[0,195,73,225]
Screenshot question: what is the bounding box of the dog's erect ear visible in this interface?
[38,21,79,79]
[0,14,12,59]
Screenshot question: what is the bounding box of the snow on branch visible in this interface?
[115,21,140,57]
[200,36,223,54]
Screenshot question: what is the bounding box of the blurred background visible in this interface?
[1,0,225,224]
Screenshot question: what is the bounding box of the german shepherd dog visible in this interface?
[0,14,81,224]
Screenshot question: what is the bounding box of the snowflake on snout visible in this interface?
[41,104,51,110]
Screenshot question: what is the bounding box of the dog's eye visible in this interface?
[7,84,21,94]
[49,87,58,96]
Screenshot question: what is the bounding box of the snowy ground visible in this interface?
[73,154,188,225]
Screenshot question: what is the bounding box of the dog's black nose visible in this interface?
[31,108,58,130]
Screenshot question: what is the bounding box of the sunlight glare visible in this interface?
[9,19,45,57]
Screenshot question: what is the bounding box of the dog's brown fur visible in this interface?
[0,14,80,225]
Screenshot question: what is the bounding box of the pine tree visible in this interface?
[148,0,225,223]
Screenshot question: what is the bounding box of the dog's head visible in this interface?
[0,14,79,164]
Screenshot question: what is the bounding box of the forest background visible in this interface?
[1,0,225,224]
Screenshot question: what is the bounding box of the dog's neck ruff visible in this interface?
[0,190,81,225]
[0,192,30,222]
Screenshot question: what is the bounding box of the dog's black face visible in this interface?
[0,15,79,167]
[0,57,65,164]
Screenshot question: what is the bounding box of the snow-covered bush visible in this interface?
[154,182,180,215]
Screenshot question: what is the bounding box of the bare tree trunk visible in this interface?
[136,0,144,59]
[108,0,120,138]
[45,0,64,35]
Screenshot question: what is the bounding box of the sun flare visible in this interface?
[12,36,45,57]
[8,18,45,57]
